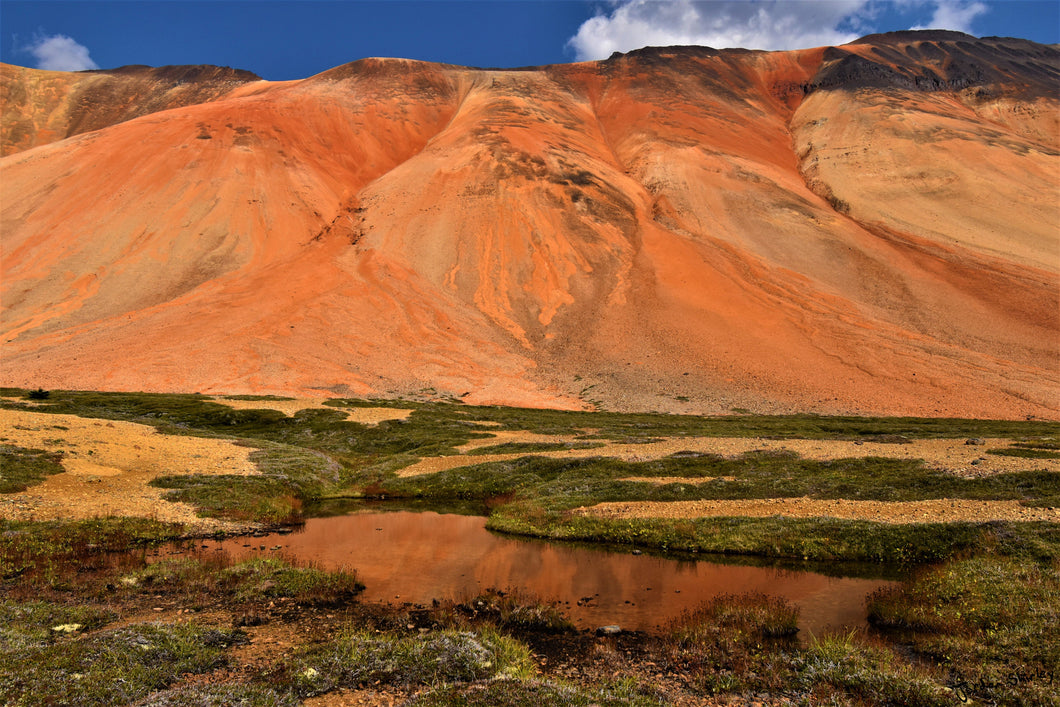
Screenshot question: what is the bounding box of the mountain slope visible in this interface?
[1,32,1057,418]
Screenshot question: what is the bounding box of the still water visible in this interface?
[212,509,898,635]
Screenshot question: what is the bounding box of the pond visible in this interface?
[208,507,899,635]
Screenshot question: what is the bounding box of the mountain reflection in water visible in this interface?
[216,511,897,634]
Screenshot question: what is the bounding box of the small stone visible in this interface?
[631,549,642,555]
[596,625,622,636]
[965,438,985,445]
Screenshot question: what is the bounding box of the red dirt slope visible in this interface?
[1,32,1057,418]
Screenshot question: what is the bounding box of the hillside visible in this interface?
[1,31,1057,418]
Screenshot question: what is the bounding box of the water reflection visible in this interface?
[215,510,898,635]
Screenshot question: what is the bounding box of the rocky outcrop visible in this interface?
[0,63,261,156]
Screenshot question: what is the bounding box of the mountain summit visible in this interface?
[2,32,1057,418]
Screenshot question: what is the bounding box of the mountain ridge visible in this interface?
[2,31,1057,418]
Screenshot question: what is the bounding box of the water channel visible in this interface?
[208,505,901,636]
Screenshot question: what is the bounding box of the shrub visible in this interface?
[662,593,800,694]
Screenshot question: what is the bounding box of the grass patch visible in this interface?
[669,592,799,643]
[386,403,1060,441]
[0,622,245,706]
[0,517,186,587]
[0,599,114,652]
[489,507,1060,563]
[285,627,535,697]
[651,593,951,704]
[0,445,65,493]
[115,556,363,606]
[663,593,799,694]
[150,475,304,525]
[988,446,1060,459]
[868,555,1060,706]
[135,683,297,707]
[438,589,576,634]
[387,452,1060,506]
[793,632,950,706]
[149,439,342,525]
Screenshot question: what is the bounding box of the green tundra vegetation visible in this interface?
[1,388,1057,706]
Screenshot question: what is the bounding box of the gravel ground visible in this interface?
[574,497,1060,524]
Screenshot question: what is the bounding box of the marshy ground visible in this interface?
[1,389,1057,705]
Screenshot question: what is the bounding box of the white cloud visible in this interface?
[567,1,990,61]
[911,0,987,33]
[27,34,99,72]
[568,0,871,60]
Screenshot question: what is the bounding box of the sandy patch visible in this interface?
[211,397,412,425]
[574,497,1059,524]
[456,430,577,452]
[398,452,526,476]
[398,434,1056,478]
[0,408,258,529]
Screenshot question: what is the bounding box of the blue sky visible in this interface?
[3,1,1058,80]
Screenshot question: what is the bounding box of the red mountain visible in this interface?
[2,31,1057,418]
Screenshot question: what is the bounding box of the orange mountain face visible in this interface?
[2,31,1057,418]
